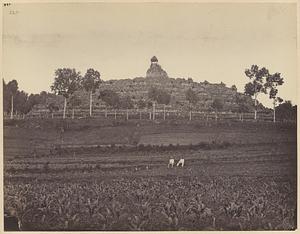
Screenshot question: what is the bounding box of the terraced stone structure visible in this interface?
[30,56,258,115]
[95,56,254,111]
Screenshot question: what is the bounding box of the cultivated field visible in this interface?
[3,119,297,231]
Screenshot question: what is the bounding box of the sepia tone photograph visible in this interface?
[1,1,298,232]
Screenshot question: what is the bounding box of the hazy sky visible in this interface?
[2,2,297,107]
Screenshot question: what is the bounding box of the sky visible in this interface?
[2,2,297,107]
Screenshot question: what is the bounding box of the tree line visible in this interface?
[3,80,59,118]
[3,65,297,122]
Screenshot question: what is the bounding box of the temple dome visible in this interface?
[146,56,168,78]
[151,56,158,63]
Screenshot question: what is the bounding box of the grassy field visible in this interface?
[3,119,297,231]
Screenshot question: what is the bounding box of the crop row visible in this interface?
[4,176,296,231]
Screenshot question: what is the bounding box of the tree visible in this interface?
[82,68,101,117]
[14,91,28,115]
[211,98,224,121]
[264,72,284,122]
[148,87,171,120]
[39,91,48,103]
[244,65,268,120]
[68,94,81,119]
[235,94,250,121]
[51,68,81,119]
[6,80,18,119]
[148,87,171,105]
[3,80,30,117]
[47,102,59,118]
[185,88,198,120]
[98,89,120,108]
[147,101,153,108]
[119,96,134,109]
[212,98,224,112]
[24,94,41,114]
[148,87,156,101]
[137,99,147,109]
[185,88,198,105]
[275,101,297,121]
[3,80,9,113]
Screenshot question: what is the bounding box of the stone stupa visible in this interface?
[146,56,168,79]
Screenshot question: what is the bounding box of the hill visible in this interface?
[29,56,268,115]
[78,57,261,111]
